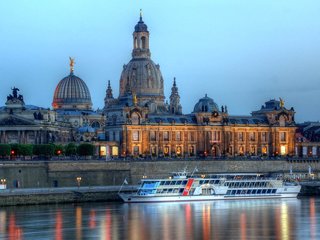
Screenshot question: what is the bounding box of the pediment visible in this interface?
[0,116,36,126]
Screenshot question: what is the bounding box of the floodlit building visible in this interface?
[103,14,297,158]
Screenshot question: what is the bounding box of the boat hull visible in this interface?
[119,192,300,203]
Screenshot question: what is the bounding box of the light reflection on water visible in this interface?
[0,198,319,240]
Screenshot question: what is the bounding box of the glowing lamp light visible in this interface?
[11,150,15,155]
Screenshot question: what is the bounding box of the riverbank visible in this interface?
[0,186,136,206]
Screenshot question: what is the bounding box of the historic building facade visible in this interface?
[0,13,298,158]
[103,14,297,158]
[0,59,105,150]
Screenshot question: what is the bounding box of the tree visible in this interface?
[33,144,55,158]
[77,143,94,157]
[65,143,77,156]
[0,144,11,157]
[20,144,33,157]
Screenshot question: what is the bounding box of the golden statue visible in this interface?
[279,97,284,108]
[69,57,75,72]
[133,93,138,106]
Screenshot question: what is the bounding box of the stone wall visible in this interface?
[0,159,319,188]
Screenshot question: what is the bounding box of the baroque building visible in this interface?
[0,59,105,148]
[104,14,297,158]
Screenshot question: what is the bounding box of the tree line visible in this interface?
[0,143,95,159]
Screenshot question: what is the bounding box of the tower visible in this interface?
[169,77,182,115]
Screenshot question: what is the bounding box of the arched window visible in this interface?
[134,37,138,48]
[141,36,146,49]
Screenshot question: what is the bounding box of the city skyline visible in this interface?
[1,1,320,122]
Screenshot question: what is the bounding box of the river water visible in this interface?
[0,197,319,240]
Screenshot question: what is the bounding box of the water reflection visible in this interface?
[0,198,319,239]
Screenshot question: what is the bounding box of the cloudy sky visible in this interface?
[1,1,320,122]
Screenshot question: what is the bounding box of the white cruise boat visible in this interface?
[118,171,301,203]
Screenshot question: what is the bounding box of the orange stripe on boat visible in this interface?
[182,179,194,196]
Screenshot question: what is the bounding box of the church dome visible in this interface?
[193,94,219,113]
[52,72,92,110]
[135,17,148,32]
[118,13,165,109]
[119,58,164,104]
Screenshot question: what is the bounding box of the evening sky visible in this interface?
[0,1,320,122]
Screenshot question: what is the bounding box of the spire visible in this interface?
[140,9,143,21]
[106,80,113,99]
[169,77,182,115]
[69,57,75,74]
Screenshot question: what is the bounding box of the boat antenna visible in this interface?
[191,166,198,177]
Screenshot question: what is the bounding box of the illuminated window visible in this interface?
[150,131,156,141]
[163,131,169,141]
[280,132,287,142]
[262,146,267,155]
[132,131,139,141]
[250,146,256,155]
[133,146,139,155]
[151,146,157,156]
[189,145,195,156]
[176,146,182,156]
[100,146,106,156]
[280,145,286,155]
[249,132,255,141]
[176,131,181,141]
[239,146,244,155]
[261,132,267,142]
[112,146,119,156]
[238,132,244,142]
[164,146,170,156]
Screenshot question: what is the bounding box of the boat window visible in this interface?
[170,181,177,185]
[160,181,165,185]
[209,180,215,184]
[182,180,188,185]
[257,189,262,194]
[173,189,179,193]
[247,190,252,194]
[199,180,204,185]
[226,190,231,195]
[214,180,219,184]
[176,181,182,185]
[168,189,173,193]
[165,181,170,185]
[272,189,277,194]
[179,188,184,193]
[262,189,267,194]
[142,182,159,189]
[267,189,271,194]
[252,189,257,194]
[237,190,241,194]
[162,189,168,193]
[231,190,236,195]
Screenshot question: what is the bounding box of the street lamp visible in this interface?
[76,177,82,188]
